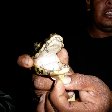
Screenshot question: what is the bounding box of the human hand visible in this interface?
[17,48,74,111]
[47,74,111,112]
[17,49,111,112]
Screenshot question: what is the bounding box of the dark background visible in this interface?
[1,0,87,111]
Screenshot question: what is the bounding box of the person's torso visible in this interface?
[65,31,112,90]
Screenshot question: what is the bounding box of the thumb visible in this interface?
[57,48,69,64]
[50,79,70,111]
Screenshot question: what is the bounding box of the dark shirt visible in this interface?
[65,29,112,91]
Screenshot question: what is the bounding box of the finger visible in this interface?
[50,80,95,111]
[57,48,74,76]
[64,74,111,110]
[35,90,55,112]
[45,92,57,112]
[50,75,111,112]
[65,74,111,98]
[17,54,34,68]
[49,79,84,111]
[65,73,110,95]
[50,80,70,111]
[57,48,69,64]
[35,90,59,112]
[36,92,46,112]
[34,75,53,90]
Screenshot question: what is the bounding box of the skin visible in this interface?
[87,0,112,38]
[35,75,111,112]
[17,54,34,68]
[17,48,112,111]
[49,74,111,112]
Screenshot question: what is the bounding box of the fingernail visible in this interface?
[62,76,71,85]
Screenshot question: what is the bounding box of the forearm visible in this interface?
[36,91,55,112]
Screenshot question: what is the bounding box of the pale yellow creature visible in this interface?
[18,33,75,101]
[33,34,70,78]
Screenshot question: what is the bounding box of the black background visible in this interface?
[1,0,87,111]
